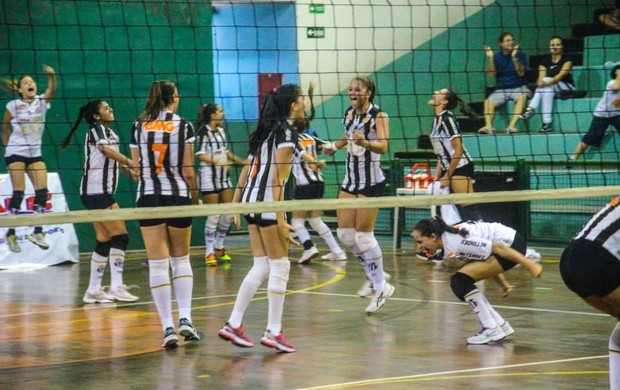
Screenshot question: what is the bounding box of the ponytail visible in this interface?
[140,80,176,122]
[62,100,104,149]
[413,216,468,238]
[445,89,478,120]
[195,103,218,135]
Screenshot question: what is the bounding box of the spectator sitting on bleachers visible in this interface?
[597,6,620,32]
[568,65,620,163]
[519,36,575,133]
[478,32,530,135]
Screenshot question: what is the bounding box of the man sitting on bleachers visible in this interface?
[478,32,530,135]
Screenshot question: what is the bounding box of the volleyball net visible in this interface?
[1,0,619,250]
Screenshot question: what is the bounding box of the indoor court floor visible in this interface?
[0,235,612,389]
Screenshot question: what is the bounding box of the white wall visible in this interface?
[295,0,493,103]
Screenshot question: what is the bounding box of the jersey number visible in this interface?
[152,144,168,174]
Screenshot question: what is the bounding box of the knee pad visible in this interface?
[450,272,477,301]
[610,323,620,352]
[244,256,270,288]
[8,190,24,211]
[337,228,356,249]
[148,259,171,287]
[267,258,290,293]
[109,234,129,251]
[34,188,48,211]
[291,218,306,232]
[94,240,111,258]
[170,255,193,279]
[308,217,329,235]
[205,214,220,231]
[355,231,378,253]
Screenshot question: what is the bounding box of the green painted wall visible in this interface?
[1,1,214,252]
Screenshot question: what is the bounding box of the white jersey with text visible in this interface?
[574,197,620,261]
[80,123,120,195]
[292,132,324,187]
[241,121,297,220]
[195,125,232,192]
[430,109,473,171]
[5,94,50,158]
[130,110,195,198]
[442,221,516,261]
[341,103,386,192]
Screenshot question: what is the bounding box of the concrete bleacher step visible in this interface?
[571,23,618,38]
[573,64,618,98]
[582,34,620,67]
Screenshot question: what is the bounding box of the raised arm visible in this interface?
[42,66,57,103]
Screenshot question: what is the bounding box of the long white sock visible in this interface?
[171,255,193,321]
[205,215,219,255]
[87,252,108,294]
[610,322,620,390]
[481,292,506,327]
[266,257,290,335]
[465,289,497,330]
[215,214,233,249]
[292,218,312,246]
[149,259,173,331]
[362,244,385,292]
[308,217,342,253]
[229,256,269,328]
[108,248,125,290]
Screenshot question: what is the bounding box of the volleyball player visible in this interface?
[218,84,304,353]
[411,216,543,344]
[1,65,57,252]
[130,80,201,348]
[62,100,138,304]
[195,103,245,266]
[560,197,620,389]
[323,76,395,313]
[291,83,346,264]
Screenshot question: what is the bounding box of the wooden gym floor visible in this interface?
[0,235,612,389]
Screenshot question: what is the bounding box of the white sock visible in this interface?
[465,289,498,330]
[215,214,233,249]
[292,218,311,246]
[171,255,193,321]
[108,248,125,290]
[610,322,620,390]
[205,215,219,255]
[362,244,385,292]
[229,256,269,328]
[87,252,108,294]
[481,292,506,327]
[308,217,342,253]
[149,259,173,331]
[266,257,290,335]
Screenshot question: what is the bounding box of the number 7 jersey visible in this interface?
[130,110,195,197]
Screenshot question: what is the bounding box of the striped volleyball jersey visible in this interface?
[80,123,121,195]
[442,221,516,261]
[195,125,232,192]
[430,110,473,172]
[241,121,297,220]
[341,103,386,192]
[130,110,195,198]
[4,94,49,158]
[292,132,324,187]
[574,197,620,260]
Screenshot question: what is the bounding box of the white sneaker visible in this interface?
[466,326,506,345]
[6,235,21,253]
[106,285,139,302]
[298,246,319,264]
[519,107,534,120]
[500,321,514,337]
[321,251,347,261]
[357,272,391,298]
[365,282,395,313]
[27,232,49,250]
[83,289,115,304]
[162,327,179,348]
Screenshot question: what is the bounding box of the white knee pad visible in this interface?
[206,214,220,231]
[170,255,193,279]
[308,217,329,235]
[268,258,290,293]
[291,218,306,232]
[148,259,171,288]
[243,256,270,288]
[337,228,356,249]
[355,231,378,253]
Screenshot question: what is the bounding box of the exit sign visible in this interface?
[309,4,324,14]
[307,27,325,39]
